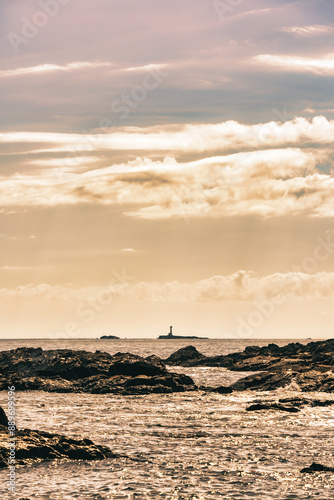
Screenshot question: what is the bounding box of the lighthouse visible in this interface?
[158,325,207,339]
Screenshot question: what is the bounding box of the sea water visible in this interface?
[0,338,333,499]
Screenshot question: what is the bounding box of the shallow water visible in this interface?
[0,339,333,499]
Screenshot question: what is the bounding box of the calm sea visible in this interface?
[0,338,333,499]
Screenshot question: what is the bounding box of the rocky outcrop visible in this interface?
[0,348,196,395]
[301,463,334,473]
[0,429,118,468]
[166,339,334,372]
[167,340,334,392]
[231,369,334,392]
[0,407,119,469]
[165,345,205,364]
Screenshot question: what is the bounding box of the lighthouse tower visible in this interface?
[168,326,173,337]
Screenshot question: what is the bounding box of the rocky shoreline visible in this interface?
[0,406,121,470]
[0,338,332,394]
[165,340,334,392]
[0,347,196,395]
[0,340,333,483]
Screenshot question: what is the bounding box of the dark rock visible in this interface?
[108,352,164,377]
[0,451,6,469]
[164,339,334,392]
[0,427,119,467]
[231,371,277,391]
[166,339,334,373]
[278,397,334,408]
[0,406,8,427]
[0,347,113,380]
[100,335,119,339]
[214,385,233,394]
[231,369,334,392]
[301,462,334,473]
[165,345,205,364]
[145,354,166,370]
[0,348,197,395]
[0,406,120,468]
[199,385,233,394]
[246,403,300,413]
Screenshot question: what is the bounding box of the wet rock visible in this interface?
[213,385,233,394]
[0,406,120,468]
[0,347,113,380]
[201,385,233,394]
[0,428,119,467]
[231,369,334,393]
[301,462,334,473]
[0,451,6,469]
[246,397,334,412]
[164,339,334,392]
[246,403,300,413]
[108,352,164,377]
[166,339,334,373]
[145,354,166,370]
[165,345,205,364]
[0,348,197,394]
[0,406,8,427]
[278,397,334,408]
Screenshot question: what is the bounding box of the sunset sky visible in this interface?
[1,0,334,338]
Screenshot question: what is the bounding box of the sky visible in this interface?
[1,0,334,339]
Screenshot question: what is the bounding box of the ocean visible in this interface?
[0,338,333,499]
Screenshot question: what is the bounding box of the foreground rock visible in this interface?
[0,407,119,469]
[0,407,8,426]
[301,463,334,473]
[0,348,196,394]
[246,403,300,412]
[167,340,334,392]
[0,429,118,469]
[246,397,334,412]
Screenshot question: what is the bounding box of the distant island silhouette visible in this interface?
[100,335,120,339]
[158,326,208,340]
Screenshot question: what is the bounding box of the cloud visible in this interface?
[0,61,112,80]
[0,233,20,242]
[2,116,334,156]
[2,271,334,303]
[234,8,271,19]
[281,25,334,38]
[2,0,334,133]
[30,156,99,169]
[253,54,334,76]
[125,63,168,73]
[1,117,334,218]
[1,266,34,271]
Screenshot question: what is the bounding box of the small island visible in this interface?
[100,335,120,339]
[158,326,208,340]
